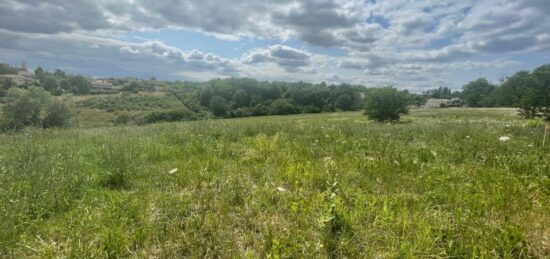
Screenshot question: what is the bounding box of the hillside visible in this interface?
[0,108,548,257]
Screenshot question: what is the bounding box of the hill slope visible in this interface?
[0,108,548,257]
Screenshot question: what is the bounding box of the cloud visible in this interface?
[0,0,548,91]
[0,29,241,78]
[242,45,311,71]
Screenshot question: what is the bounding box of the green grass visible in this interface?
[0,108,548,257]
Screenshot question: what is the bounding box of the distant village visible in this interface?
[1,62,464,108]
[0,62,165,95]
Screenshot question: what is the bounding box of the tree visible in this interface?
[233,89,250,108]
[209,96,227,117]
[461,78,496,107]
[271,98,299,115]
[68,75,92,95]
[42,99,71,128]
[1,87,71,130]
[122,81,140,93]
[335,93,353,111]
[519,64,550,119]
[363,87,409,122]
[200,87,213,106]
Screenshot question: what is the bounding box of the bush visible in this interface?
[42,100,71,128]
[137,109,196,125]
[1,87,71,130]
[251,104,271,116]
[209,96,228,117]
[113,113,131,125]
[271,98,299,115]
[364,87,409,122]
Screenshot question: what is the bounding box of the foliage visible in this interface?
[1,87,71,130]
[0,109,548,257]
[270,98,299,115]
[113,113,131,125]
[209,96,228,117]
[77,94,181,112]
[168,78,365,119]
[42,99,72,128]
[461,78,496,107]
[137,109,197,125]
[364,87,409,121]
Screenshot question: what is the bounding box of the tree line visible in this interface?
[0,64,548,130]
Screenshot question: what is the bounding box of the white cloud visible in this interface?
[0,0,548,90]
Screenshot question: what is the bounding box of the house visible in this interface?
[90,79,122,94]
[0,74,36,86]
[422,98,449,108]
[448,97,463,107]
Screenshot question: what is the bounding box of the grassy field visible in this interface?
[0,108,548,258]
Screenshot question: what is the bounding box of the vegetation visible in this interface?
[0,109,548,257]
[0,87,71,130]
[76,93,182,112]
[364,87,409,122]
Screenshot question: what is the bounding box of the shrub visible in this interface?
[42,100,71,128]
[209,96,228,117]
[1,87,71,130]
[363,87,409,122]
[113,113,131,125]
[137,109,196,125]
[251,104,271,116]
[271,98,299,115]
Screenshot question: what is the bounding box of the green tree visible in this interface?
[271,98,299,115]
[364,87,409,122]
[42,99,72,128]
[335,93,353,111]
[209,96,227,117]
[1,87,70,130]
[461,78,496,107]
[232,89,250,108]
[519,64,550,119]
[68,75,92,95]
[40,75,59,92]
[200,87,213,106]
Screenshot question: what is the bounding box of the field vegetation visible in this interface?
[0,108,548,257]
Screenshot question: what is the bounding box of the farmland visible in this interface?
[0,108,548,257]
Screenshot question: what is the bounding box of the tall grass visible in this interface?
[0,108,548,257]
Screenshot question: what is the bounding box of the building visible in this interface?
[0,74,36,86]
[90,79,122,94]
[423,98,450,108]
[448,97,463,107]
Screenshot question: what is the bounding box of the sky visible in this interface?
[0,0,549,92]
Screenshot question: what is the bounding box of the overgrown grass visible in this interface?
[0,108,548,257]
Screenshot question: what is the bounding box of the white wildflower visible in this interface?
[499,136,510,142]
[277,186,287,193]
[168,168,178,174]
[323,156,335,167]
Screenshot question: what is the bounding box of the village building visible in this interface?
[423,98,450,108]
[90,79,122,94]
[422,98,463,108]
[0,74,34,85]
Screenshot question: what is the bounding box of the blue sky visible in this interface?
[0,0,549,92]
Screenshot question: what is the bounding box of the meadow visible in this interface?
[0,108,548,258]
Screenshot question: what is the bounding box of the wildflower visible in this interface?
[499,136,510,142]
[168,168,178,174]
[277,186,287,193]
[323,156,335,167]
